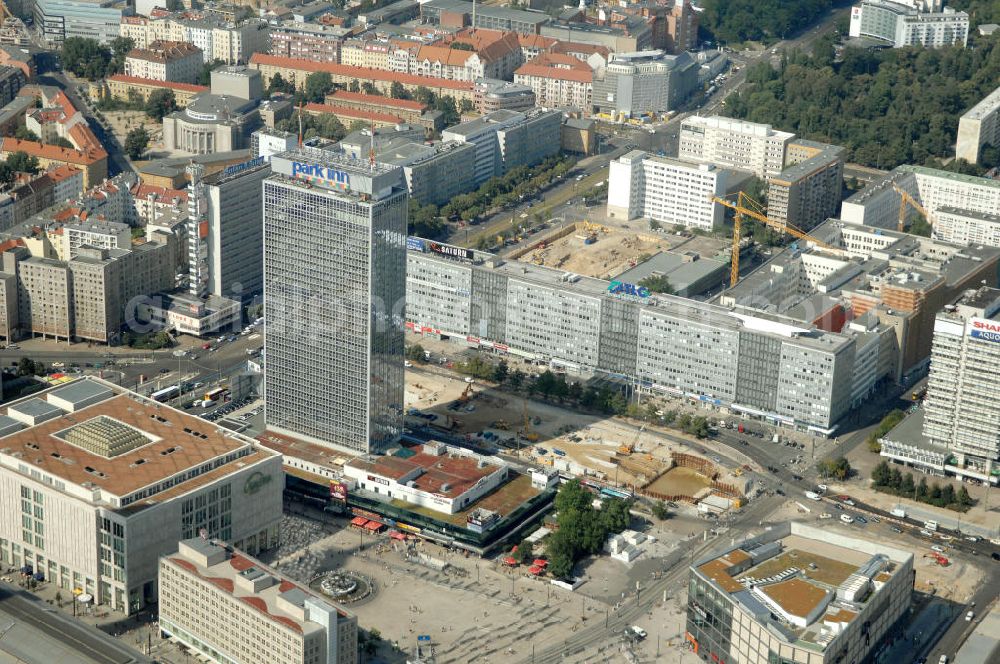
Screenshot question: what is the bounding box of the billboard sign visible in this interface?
[428,242,472,260]
[969,318,1000,343]
[607,280,650,299]
[406,236,426,251]
[223,156,265,178]
[291,161,351,191]
[330,480,348,502]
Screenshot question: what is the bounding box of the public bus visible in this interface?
[204,387,227,402]
[151,385,180,402]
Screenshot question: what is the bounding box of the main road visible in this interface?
[521,494,784,664]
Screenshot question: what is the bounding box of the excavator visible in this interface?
[618,425,645,456]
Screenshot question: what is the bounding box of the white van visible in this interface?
[840,514,854,524]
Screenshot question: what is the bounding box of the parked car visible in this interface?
[931,545,946,553]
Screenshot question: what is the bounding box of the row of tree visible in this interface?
[439,155,574,227]
[699,0,833,44]
[866,409,906,452]
[724,34,1000,171]
[545,479,631,579]
[870,461,975,512]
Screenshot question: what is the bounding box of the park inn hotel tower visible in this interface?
[263,145,407,455]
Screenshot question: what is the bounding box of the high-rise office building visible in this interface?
[204,156,270,302]
[263,146,407,454]
[921,287,1000,484]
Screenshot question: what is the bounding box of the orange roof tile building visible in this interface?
[106,74,208,106]
[343,441,509,514]
[249,53,477,104]
[514,52,594,109]
[302,102,405,129]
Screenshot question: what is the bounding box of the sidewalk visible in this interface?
[3,570,191,663]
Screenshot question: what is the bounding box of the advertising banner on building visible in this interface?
[330,480,348,502]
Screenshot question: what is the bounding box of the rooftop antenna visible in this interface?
[369,117,376,172]
[297,98,304,147]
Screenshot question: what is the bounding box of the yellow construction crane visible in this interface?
[712,192,835,287]
[892,184,929,233]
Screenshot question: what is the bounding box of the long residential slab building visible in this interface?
[408,238,891,434]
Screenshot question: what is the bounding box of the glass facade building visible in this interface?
[263,147,407,454]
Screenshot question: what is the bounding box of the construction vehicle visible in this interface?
[520,400,539,442]
[712,192,835,287]
[582,221,610,234]
[456,382,475,405]
[618,425,645,455]
[891,183,929,233]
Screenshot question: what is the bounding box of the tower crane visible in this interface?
[891,183,929,233]
[712,192,835,287]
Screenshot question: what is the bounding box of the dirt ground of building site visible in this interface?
[259,367,988,664]
[511,216,731,281]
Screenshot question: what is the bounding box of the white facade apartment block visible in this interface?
[842,166,1000,237]
[124,42,203,83]
[405,250,473,336]
[635,307,740,402]
[607,151,726,231]
[504,279,602,371]
[160,538,357,664]
[849,0,968,48]
[679,115,792,178]
[512,71,592,109]
[956,85,1000,164]
[933,207,1000,248]
[923,288,1000,482]
[63,221,131,259]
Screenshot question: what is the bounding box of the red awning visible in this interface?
[533,559,548,567]
[528,565,543,575]
[389,530,406,541]
[365,521,382,531]
[350,517,369,527]
[502,557,517,566]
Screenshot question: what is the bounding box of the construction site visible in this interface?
[405,367,751,507]
[510,218,730,281]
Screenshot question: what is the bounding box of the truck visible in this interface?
[924,520,938,532]
[890,507,906,518]
[772,434,780,443]
[804,491,821,501]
